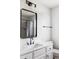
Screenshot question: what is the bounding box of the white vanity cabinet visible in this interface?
[20,44,53,59]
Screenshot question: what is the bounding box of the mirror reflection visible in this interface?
[20,9,37,38]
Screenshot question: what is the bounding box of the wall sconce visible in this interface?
[43,26,53,28]
[26,0,36,7]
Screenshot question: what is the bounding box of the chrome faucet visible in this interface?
[27,37,34,45]
[30,37,34,45]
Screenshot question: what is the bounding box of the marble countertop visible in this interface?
[20,41,53,56]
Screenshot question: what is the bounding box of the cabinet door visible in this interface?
[20,53,32,59]
[47,46,53,53]
[34,48,45,57]
[35,54,46,59]
[46,53,53,59]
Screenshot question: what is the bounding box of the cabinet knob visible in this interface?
[24,58,27,59]
[46,55,49,57]
[49,48,51,50]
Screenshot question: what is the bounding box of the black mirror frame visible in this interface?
[20,8,37,38]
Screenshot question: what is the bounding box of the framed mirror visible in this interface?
[20,8,37,39]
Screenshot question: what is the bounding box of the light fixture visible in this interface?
[26,0,36,7]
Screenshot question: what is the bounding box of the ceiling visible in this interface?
[38,0,59,8]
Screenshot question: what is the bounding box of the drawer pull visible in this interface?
[49,48,51,50]
[24,58,27,59]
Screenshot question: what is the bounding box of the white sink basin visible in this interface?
[33,44,42,48]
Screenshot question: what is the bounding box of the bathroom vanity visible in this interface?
[20,41,53,59]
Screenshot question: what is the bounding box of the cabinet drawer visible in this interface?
[47,45,53,53]
[20,53,32,59]
[34,48,46,57]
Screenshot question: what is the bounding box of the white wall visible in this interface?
[51,6,59,49]
[20,0,51,50]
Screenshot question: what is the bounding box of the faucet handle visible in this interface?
[27,42,29,45]
[33,41,34,44]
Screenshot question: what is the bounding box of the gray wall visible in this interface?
[51,6,59,49]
